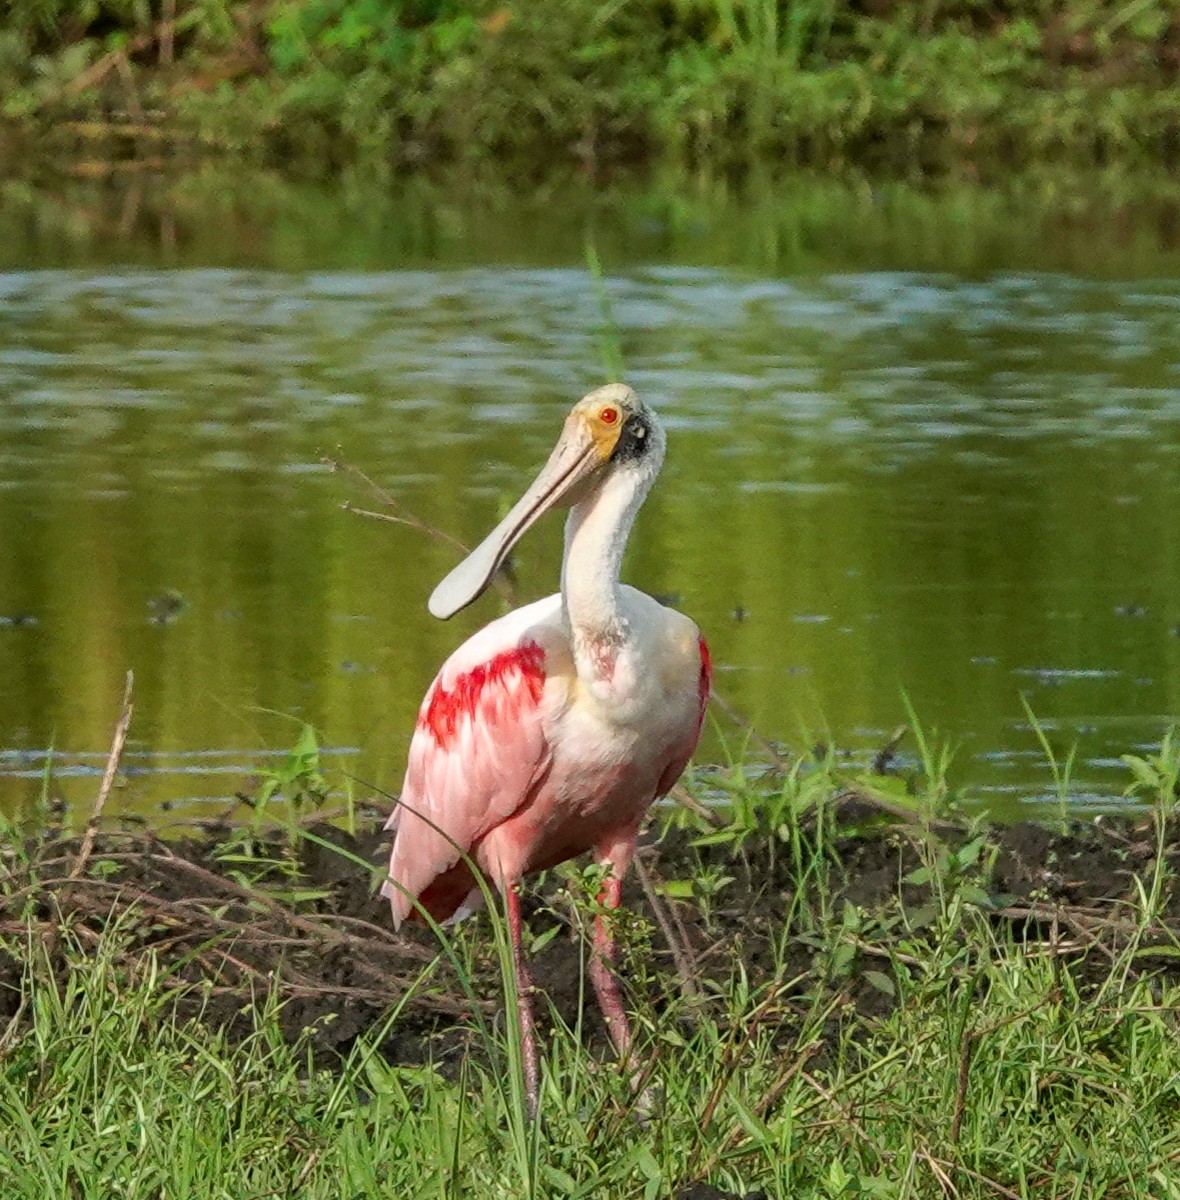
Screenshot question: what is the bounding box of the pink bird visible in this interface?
[382,384,710,1115]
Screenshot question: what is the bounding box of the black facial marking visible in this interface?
[612,412,650,462]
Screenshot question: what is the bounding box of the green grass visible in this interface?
[3,855,1180,1197]
[4,729,1180,1199]
[1,0,1178,167]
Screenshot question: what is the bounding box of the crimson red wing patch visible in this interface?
[418,640,547,748]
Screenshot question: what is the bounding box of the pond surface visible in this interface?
[2,166,1180,822]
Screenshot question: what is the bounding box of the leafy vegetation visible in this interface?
[3,725,1180,1197]
[1,0,1178,165]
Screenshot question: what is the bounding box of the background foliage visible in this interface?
[0,0,1178,164]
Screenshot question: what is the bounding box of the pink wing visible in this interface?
[382,609,557,927]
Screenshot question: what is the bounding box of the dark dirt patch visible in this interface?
[674,1186,770,1200]
[1,804,1178,1071]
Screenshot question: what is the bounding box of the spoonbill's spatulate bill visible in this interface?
[382,384,710,1116]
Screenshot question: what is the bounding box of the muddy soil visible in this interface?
[675,1187,770,1200]
[2,804,1176,1070]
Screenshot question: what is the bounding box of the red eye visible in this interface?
[600,407,619,425]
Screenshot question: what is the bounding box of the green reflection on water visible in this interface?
[1,165,1179,821]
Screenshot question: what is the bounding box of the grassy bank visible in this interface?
[2,1,1179,169]
[3,734,1180,1198]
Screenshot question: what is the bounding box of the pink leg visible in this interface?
[589,874,634,1064]
[505,884,540,1118]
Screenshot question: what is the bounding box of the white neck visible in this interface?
[560,461,655,650]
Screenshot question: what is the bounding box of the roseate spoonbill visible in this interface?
[381,383,710,1116]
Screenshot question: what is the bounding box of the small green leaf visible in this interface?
[831,942,856,973]
[956,835,986,866]
[542,1165,578,1194]
[864,970,895,997]
[960,885,994,909]
[1132,944,1180,959]
[529,924,561,955]
[691,828,740,847]
[907,904,939,929]
[658,879,696,899]
[827,1157,851,1191]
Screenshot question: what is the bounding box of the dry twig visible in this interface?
[669,781,725,827]
[325,453,515,600]
[634,853,701,1001]
[71,670,134,881]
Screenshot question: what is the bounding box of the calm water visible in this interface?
[2,166,1180,821]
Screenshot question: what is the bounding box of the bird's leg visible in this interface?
[589,873,634,1065]
[505,883,540,1118]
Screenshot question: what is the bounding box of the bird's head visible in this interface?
[555,383,663,503]
[428,384,663,620]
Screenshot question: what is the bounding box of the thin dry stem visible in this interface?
[71,670,134,881]
[634,853,701,1001]
[326,453,516,601]
[669,781,725,828]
